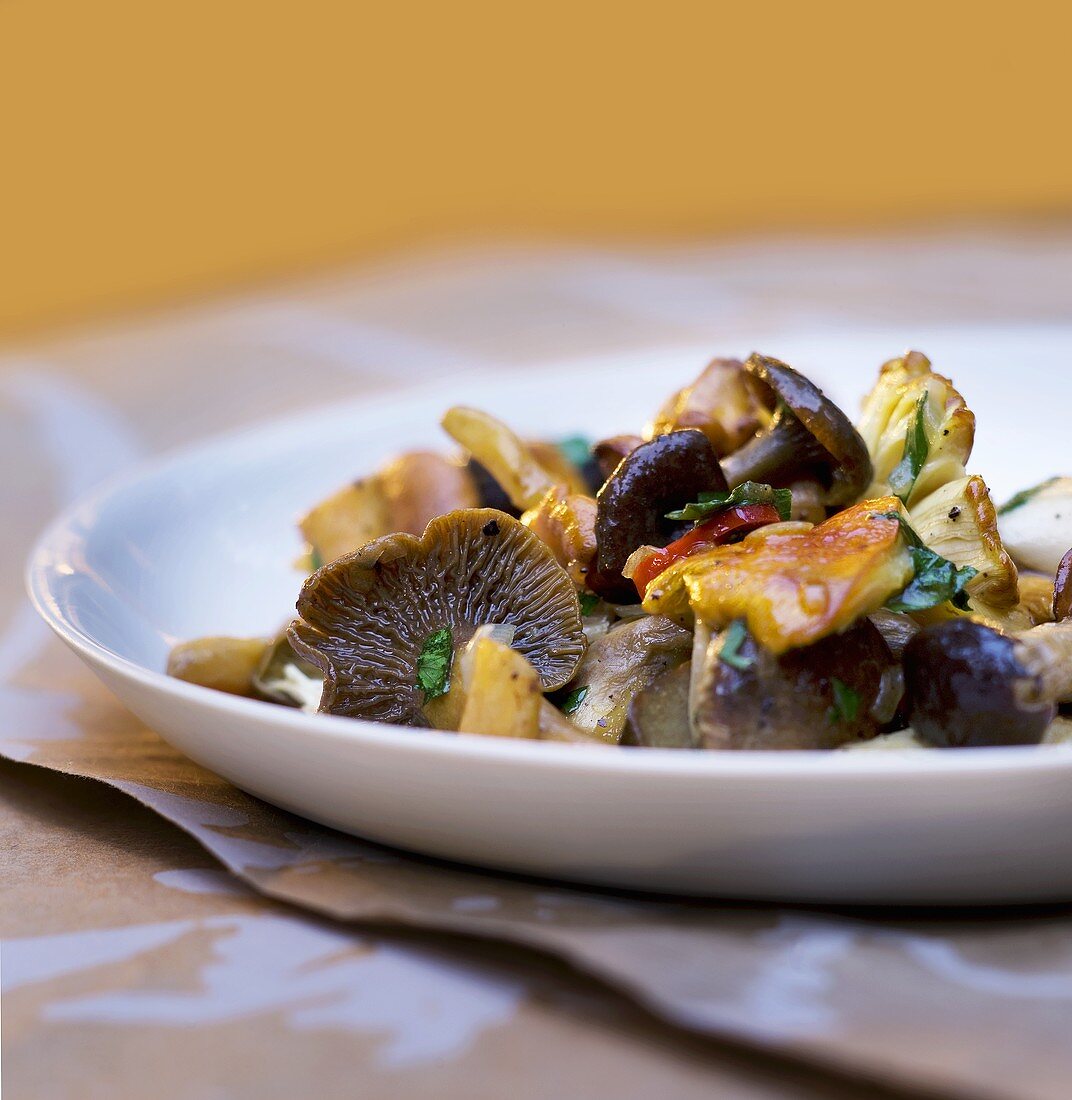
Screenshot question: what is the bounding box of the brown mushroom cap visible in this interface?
[903,619,1054,747]
[721,354,873,506]
[1055,548,1072,623]
[289,509,586,725]
[590,430,727,600]
[692,618,896,750]
[623,662,696,748]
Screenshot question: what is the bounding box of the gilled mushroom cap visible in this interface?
[289,508,586,725]
[903,619,1054,747]
[722,354,872,506]
[591,429,727,599]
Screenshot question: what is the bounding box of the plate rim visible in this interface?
[25,325,1072,781]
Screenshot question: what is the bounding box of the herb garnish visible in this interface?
[309,546,324,571]
[561,685,589,715]
[719,620,755,670]
[888,393,930,504]
[578,591,600,616]
[876,512,978,613]
[666,482,793,524]
[416,629,454,700]
[828,678,861,724]
[997,477,1061,516]
[557,435,593,469]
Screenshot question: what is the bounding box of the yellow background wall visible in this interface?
[2,2,1070,338]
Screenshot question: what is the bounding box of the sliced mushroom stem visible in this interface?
[721,410,826,488]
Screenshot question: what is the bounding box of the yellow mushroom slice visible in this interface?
[560,617,693,744]
[643,500,913,654]
[167,636,269,697]
[378,451,479,535]
[908,475,1019,612]
[856,350,975,507]
[441,407,558,511]
[528,441,591,497]
[299,477,390,567]
[456,635,542,739]
[646,357,772,456]
[521,486,598,587]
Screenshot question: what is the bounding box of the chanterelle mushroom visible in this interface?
[289,509,586,724]
[856,350,975,507]
[643,500,914,654]
[720,354,872,506]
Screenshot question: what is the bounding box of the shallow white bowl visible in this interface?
[27,327,1072,903]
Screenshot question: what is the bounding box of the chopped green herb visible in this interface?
[828,677,861,724]
[888,393,930,504]
[309,546,324,571]
[875,512,978,613]
[719,619,755,671]
[557,435,593,469]
[666,481,793,524]
[578,591,600,616]
[997,477,1061,515]
[416,628,453,700]
[561,685,589,715]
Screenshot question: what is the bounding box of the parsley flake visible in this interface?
[666,482,793,524]
[309,546,324,571]
[557,435,593,469]
[828,678,861,724]
[875,512,978,613]
[416,629,454,701]
[578,591,600,616]
[561,685,589,715]
[888,393,930,504]
[719,620,755,670]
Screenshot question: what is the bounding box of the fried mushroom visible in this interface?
[289,509,586,724]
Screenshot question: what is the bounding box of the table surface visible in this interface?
[4,225,1072,1100]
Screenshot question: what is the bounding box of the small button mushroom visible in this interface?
[856,350,975,507]
[903,619,1057,747]
[691,619,897,750]
[591,429,728,600]
[720,354,872,507]
[558,616,693,744]
[998,476,1072,576]
[289,509,586,725]
[623,662,697,748]
[646,357,773,457]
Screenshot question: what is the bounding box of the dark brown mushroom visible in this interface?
[289,509,586,725]
[903,619,1056,747]
[691,618,897,749]
[589,430,727,600]
[623,662,697,748]
[721,354,872,506]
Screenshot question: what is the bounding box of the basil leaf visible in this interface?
[578,591,600,616]
[557,435,593,469]
[561,685,589,715]
[875,511,978,613]
[309,546,324,571]
[828,677,861,724]
[416,629,454,700]
[998,477,1061,516]
[719,619,754,670]
[666,481,793,523]
[888,393,930,504]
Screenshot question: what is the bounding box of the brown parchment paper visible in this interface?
[5,232,1072,1100]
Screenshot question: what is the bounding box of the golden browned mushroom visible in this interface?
[167,636,269,697]
[647,357,772,456]
[378,451,479,536]
[289,509,586,725]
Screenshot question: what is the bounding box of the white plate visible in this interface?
[27,326,1072,904]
